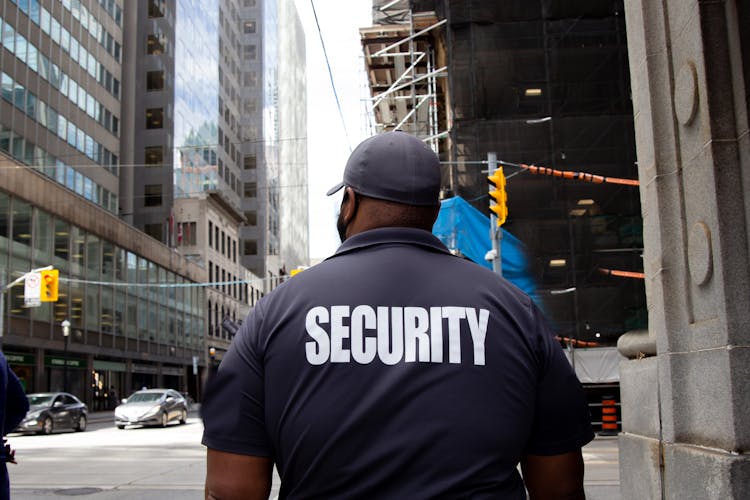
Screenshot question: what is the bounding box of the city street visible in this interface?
[7,412,619,499]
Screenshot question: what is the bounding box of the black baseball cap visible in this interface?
[326,132,441,206]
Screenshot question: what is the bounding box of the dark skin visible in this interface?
[204,187,586,500]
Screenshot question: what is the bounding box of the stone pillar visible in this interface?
[621,0,750,498]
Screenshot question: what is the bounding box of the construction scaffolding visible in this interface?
[360,1,448,153]
[360,0,645,349]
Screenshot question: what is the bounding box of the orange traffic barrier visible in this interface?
[519,163,640,186]
[601,395,619,434]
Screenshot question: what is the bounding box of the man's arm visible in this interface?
[205,448,273,500]
[521,449,586,500]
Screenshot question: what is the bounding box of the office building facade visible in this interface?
[0,0,207,408]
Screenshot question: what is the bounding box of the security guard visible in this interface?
[202,132,594,499]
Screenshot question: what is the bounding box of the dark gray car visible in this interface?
[15,392,88,435]
[114,389,188,429]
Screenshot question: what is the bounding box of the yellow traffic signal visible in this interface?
[487,167,508,226]
[40,269,59,302]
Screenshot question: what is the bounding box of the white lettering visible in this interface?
[465,308,489,366]
[351,305,377,364]
[305,307,330,365]
[377,306,403,365]
[404,307,430,362]
[330,306,350,363]
[304,306,489,367]
[443,307,466,364]
[430,307,443,362]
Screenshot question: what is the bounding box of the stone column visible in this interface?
[621,0,750,498]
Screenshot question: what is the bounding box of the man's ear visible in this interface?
[341,187,358,224]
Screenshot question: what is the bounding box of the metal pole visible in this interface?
[0,269,5,351]
[488,152,503,276]
[64,334,68,392]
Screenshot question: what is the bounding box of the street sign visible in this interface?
[24,272,41,307]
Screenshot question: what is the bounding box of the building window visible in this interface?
[244,240,257,255]
[209,221,213,247]
[146,108,163,129]
[147,34,166,55]
[243,45,257,61]
[144,146,163,166]
[144,223,162,241]
[178,221,196,245]
[245,211,257,225]
[243,20,256,34]
[144,184,162,207]
[243,154,256,170]
[244,182,257,198]
[148,0,165,18]
[243,0,256,6]
[146,70,165,91]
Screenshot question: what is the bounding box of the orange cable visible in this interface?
[520,163,640,186]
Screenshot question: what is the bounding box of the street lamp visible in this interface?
[61,319,70,393]
[208,346,216,375]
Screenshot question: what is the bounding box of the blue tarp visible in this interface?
[432,196,538,301]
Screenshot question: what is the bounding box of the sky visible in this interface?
[292,0,372,260]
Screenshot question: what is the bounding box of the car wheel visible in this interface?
[75,415,87,432]
[160,412,168,428]
[40,416,53,435]
[179,409,187,425]
[117,425,125,430]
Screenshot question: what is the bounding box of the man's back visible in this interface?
[203,227,593,499]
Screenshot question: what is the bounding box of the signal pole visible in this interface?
[487,152,503,276]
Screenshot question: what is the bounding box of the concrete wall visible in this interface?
[621,0,750,497]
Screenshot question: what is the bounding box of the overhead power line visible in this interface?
[310,0,352,152]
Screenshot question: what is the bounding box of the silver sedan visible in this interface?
[114,389,188,429]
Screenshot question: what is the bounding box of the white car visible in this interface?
[114,389,188,429]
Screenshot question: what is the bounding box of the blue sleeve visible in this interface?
[524,305,594,455]
[201,302,273,458]
[4,365,29,434]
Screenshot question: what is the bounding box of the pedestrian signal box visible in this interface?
[487,167,508,226]
[40,269,59,302]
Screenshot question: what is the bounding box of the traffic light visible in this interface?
[487,167,508,226]
[40,269,59,302]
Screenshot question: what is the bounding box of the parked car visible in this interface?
[15,392,88,435]
[114,389,188,429]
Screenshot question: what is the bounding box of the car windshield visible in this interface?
[127,392,163,403]
[27,394,55,406]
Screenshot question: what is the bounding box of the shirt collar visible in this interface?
[328,227,452,259]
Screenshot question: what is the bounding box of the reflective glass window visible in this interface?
[51,18,61,43]
[1,73,12,102]
[0,125,10,153]
[144,184,162,207]
[41,7,51,33]
[2,22,14,53]
[144,146,163,166]
[146,34,166,55]
[148,0,165,18]
[15,34,27,63]
[146,108,163,129]
[27,44,38,72]
[146,70,165,91]
[13,81,25,110]
[29,0,41,24]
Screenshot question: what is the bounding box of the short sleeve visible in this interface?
[201,302,273,457]
[524,305,595,456]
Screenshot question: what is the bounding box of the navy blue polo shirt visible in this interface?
[202,227,593,499]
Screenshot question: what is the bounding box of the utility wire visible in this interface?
[310,0,352,152]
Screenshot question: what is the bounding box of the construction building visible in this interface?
[361,0,644,351]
